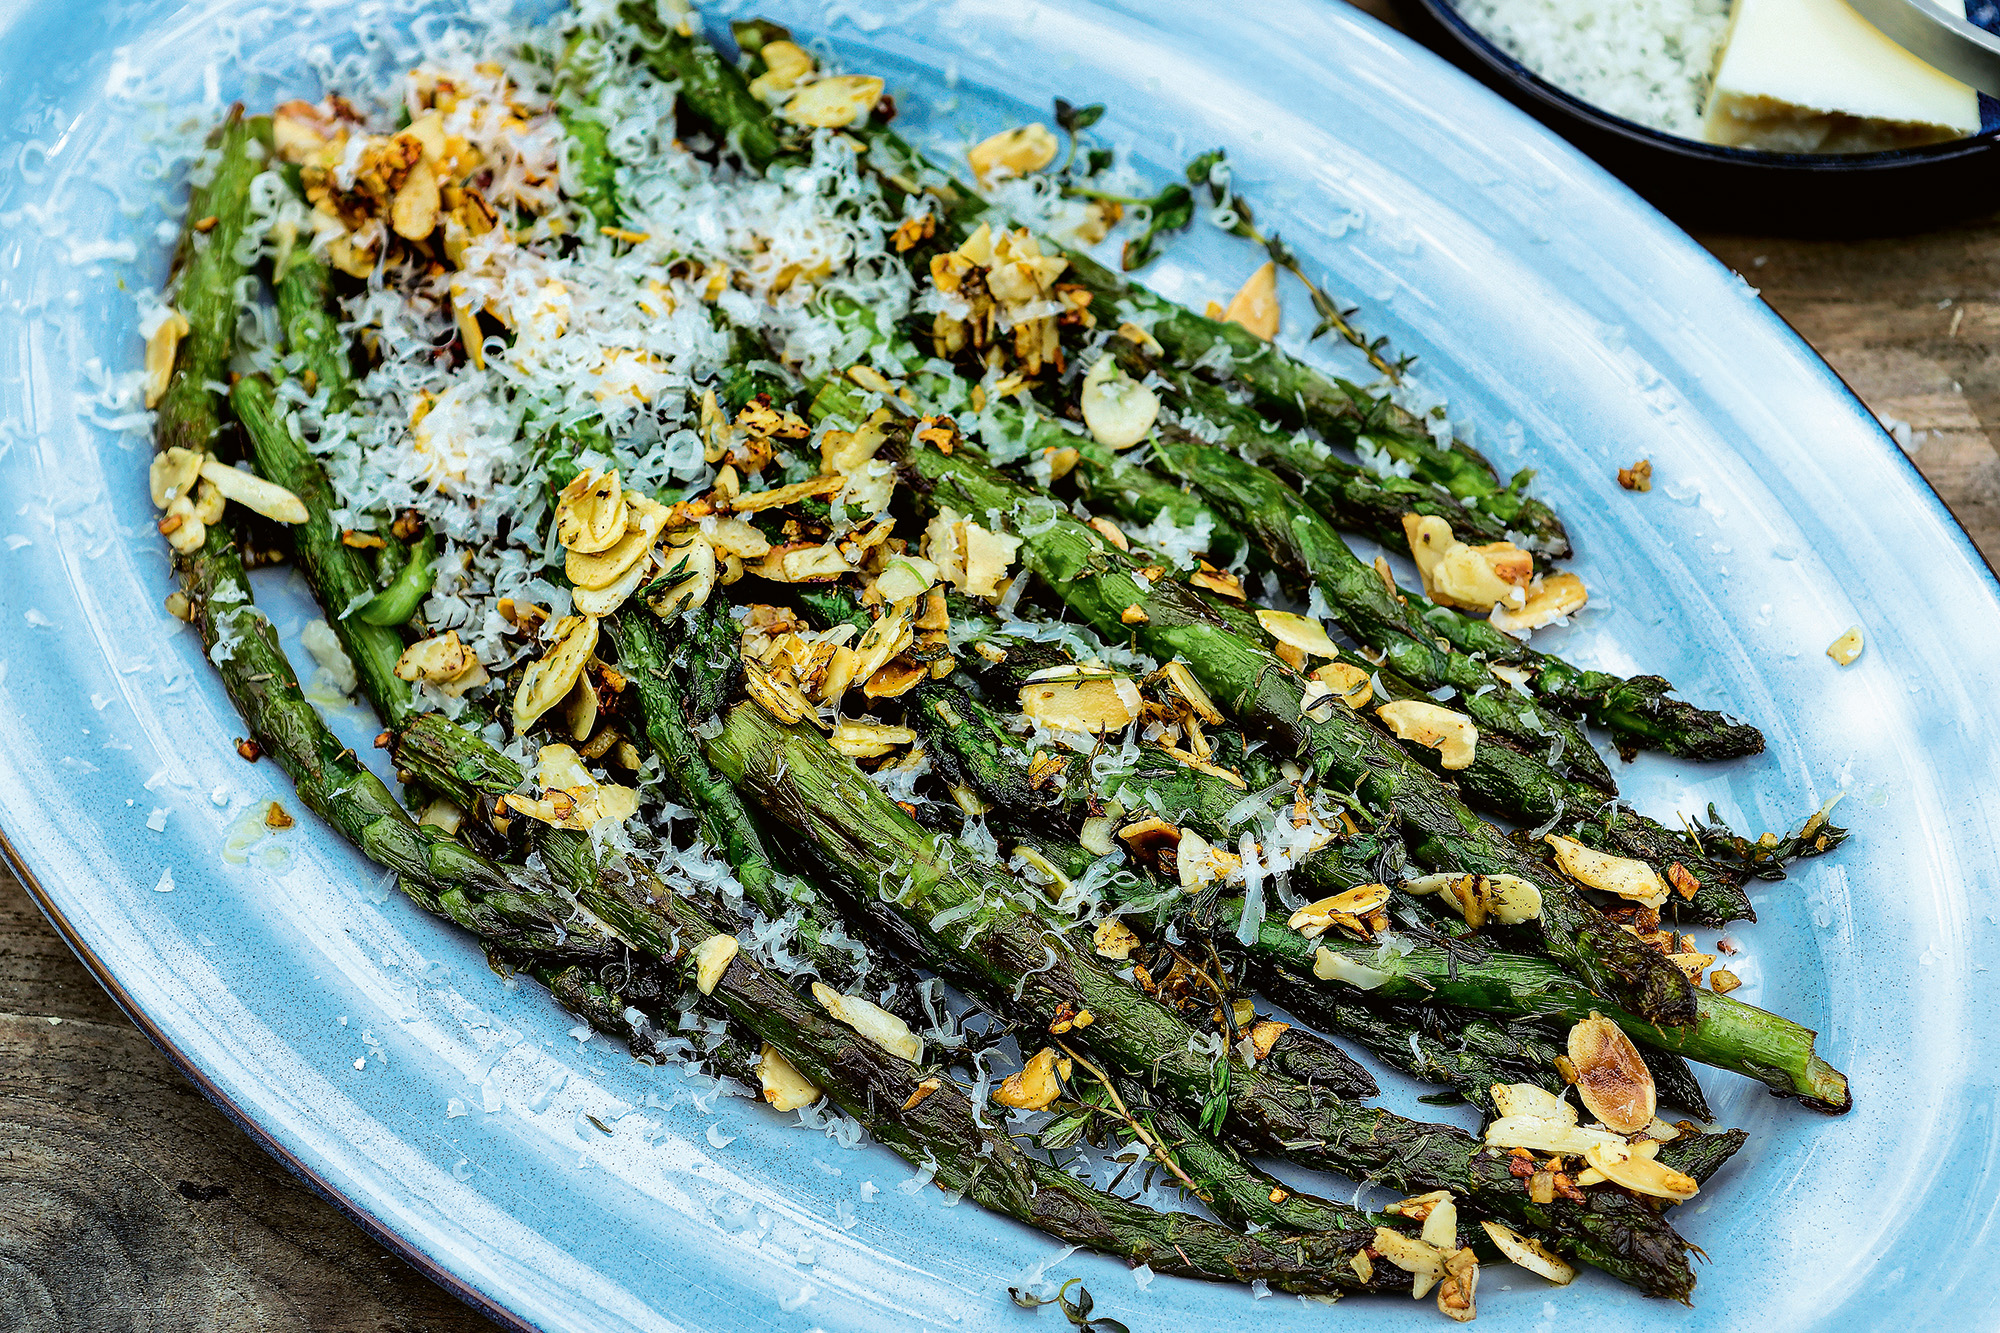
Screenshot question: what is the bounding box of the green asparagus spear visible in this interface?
[704,699,1700,1297]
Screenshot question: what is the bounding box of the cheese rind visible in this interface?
[1703,0,1980,153]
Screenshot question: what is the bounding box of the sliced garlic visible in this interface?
[198,458,307,524]
[513,614,598,732]
[691,934,739,996]
[967,124,1059,183]
[1376,699,1478,770]
[390,156,440,240]
[142,309,191,409]
[1489,1082,1575,1124]
[1481,1114,1628,1155]
[992,1046,1071,1111]
[1079,356,1159,450]
[646,531,717,617]
[556,468,627,555]
[831,720,916,759]
[1402,871,1542,926]
[756,1042,821,1111]
[1255,608,1337,660]
[1490,572,1588,635]
[1827,624,1864,666]
[1567,1012,1656,1134]
[1479,1221,1576,1285]
[1018,672,1143,734]
[149,446,203,508]
[1221,260,1279,339]
[812,982,923,1063]
[1287,883,1391,939]
[1175,829,1241,888]
[748,41,814,101]
[1544,834,1669,908]
[1311,661,1373,709]
[395,631,479,686]
[1312,946,1394,989]
[781,75,884,129]
[1582,1140,1699,1201]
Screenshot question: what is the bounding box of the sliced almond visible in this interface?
[691,934,739,996]
[1376,699,1477,770]
[1544,834,1669,908]
[1221,260,1279,340]
[781,75,884,129]
[1079,356,1159,450]
[1567,1012,1656,1134]
[811,981,922,1063]
[756,1042,821,1111]
[198,458,307,524]
[729,473,846,513]
[1582,1140,1699,1201]
[1371,1227,1445,1298]
[1311,661,1373,709]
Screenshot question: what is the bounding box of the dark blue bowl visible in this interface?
[1393,0,2000,233]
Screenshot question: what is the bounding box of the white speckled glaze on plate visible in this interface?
[1,0,1997,1329]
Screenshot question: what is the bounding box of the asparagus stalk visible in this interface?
[1254,922,1848,1111]
[704,699,1700,1297]
[891,432,1699,1027]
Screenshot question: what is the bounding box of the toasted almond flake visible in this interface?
[1079,356,1159,450]
[198,458,307,524]
[1087,516,1129,551]
[1582,1140,1699,1201]
[757,1042,821,1111]
[1827,624,1864,666]
[781,75,884,129]
[1311,661,1373,708]
[513,615,598,732]
[691,934,739,996]
[1019,673,1143,734]
[1544,834,1669,908]
[143,310,191,409]
[1402,871,1542,926]
[1567,1013,1656,1134]
[967,124,1059,182]
[1419,1195,1459,1250]
[1221,260,1280,339]
[1376,699,1478,770]
[743,660,819,726]
[812,982,923,1062]
[992,1046,1071,1111]
[1254,608,1337,659]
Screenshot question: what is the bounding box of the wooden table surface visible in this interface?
[4,73,1999,1333]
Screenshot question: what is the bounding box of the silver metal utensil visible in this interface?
[1845,0,2000,98]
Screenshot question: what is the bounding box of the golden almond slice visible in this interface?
[748,40,814,100]
[563,674,598,743]
[992,1047,1071,1111]
[1255,609,1337,659]
[968,124,1059,182]
[872,554,940,606]
[513,615,598,732]
[781,75,884,129]
[149,445,202,508]
[1419,1195,1459,1250]
[1480,1221,1577,1286]
[811,982,922,1062]
[1582,1141,1699,1201]
[142,310,191,409]
[1544,833,1669,908]
[198,458,307,524]
[756,1042,821,1111]
[1221,260,1280,340]
[691,934,739,996]
[702,516,772,560]
[555,468,626,554]
[1079,356,1159,450]
[1019,673,1143,734]
[1377,699,1478,770]
[1568,1012,1656,1134]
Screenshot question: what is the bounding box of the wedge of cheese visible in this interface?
[1703,0,1981,153]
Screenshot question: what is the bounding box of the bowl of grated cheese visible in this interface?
[1391,0,2000,232]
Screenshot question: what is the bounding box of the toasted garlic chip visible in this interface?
[1093,917,1141,960]
[1255,609,1338,660]
[1544,833,1669,908]
[1079,356,1159,450]
[1371,1227,1446,1297]
[149,446,203,508]
[1568,1012,1656,1134]
[812,982,923,1063]
[1480,1221,1577,1286]
[1175,829,1242,888]
[691,934,739,996]
[1582,1141,1699,1201]
[1311,661,1373,709]
[143,309,192,409]
[781,75,884,129]
[1490,572,1588,635]
[748,40,814,100]
[390,156,440,240]
[199,459,307,524]
[968,124,1059,182]
[1019,672,1143,734]
[960,523,1021,600]
[1221,260,1280,340]
[568,493,670,591]
[831,720,917,759]
[513,614,598,732]
[1490,1082,1575,1124]
[556,468,627,554]
[1827,624,1864,666]
[1159,661,1223,723]
[1402,871,1542,927]
[756,1042,822,1111]
[992,1047,1072,1111]
[1481,1114,1628,1156]
[1377,699,1478,770]
[395,630,483,689]
[1312,946,1393,990]
[1287,883,1392,939]
[647,531,717,617]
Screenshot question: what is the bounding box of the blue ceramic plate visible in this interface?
[2,1,1997,1329]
